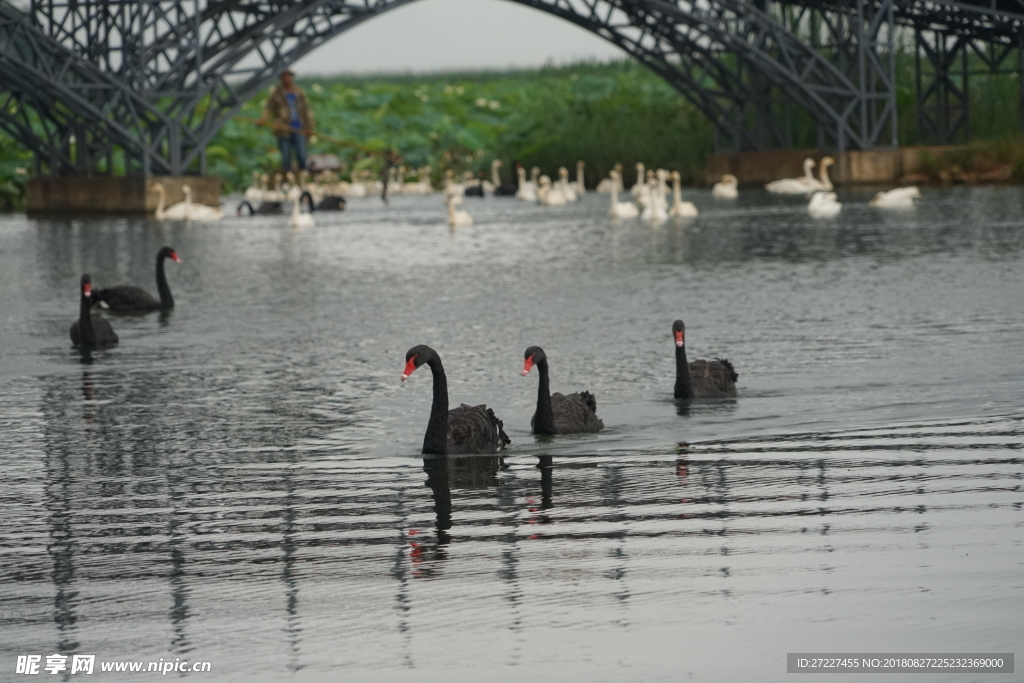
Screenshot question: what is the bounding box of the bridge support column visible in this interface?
[25,176,222,215]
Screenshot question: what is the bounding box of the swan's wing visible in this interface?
[551,392,604,433]
[93,317,119,344]
[688,359,738,398]
[94,285,159,310]
[448,404,509,454]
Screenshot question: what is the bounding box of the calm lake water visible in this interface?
[0,187,1021,682]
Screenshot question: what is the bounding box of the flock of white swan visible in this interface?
[148,155,922,228]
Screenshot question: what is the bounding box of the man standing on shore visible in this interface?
[257,69,315,172]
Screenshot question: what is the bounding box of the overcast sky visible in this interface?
[292,0,628,75]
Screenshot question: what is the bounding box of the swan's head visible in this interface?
[539,176,551,188]
[521,346,547,376]
[158,246,182,264]
[610,169,620,181]
[559,167,569,179]
[672,319,685,347]
[181,184,192,198]
[723,174,738,184]
[80,273,92,299]
[804,158,816,171]
[614,163,623,172]
[578,160,585,169]
[149,183,164,194]
[402,345,435,381]
[821,156,835,167]
[493,159,503,168]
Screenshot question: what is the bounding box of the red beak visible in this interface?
[401,356,418,381]
[521,356,535,377]
[170,251,182,263]
[674,330,684,347]
[83,283,92,297]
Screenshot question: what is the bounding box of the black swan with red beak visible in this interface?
[522,346,603,434]
[70,275,118,347]
[94,246,181,311]
[402,345,511,455]
[673,320,737,399]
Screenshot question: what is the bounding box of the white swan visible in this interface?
[809,156,835,191]
[596,164,623,193]
[288,187,315,228]
[181,185,224,221]
[491,159,504,189]
[263,173,287,202]
[442,170,467,205]
[807,191,841,218]
[630,162,647,198]
[669,172,698,217]
[537,176,568,206]
[516,166,537,202]
[608,170,639,218]
[345,170,367,198]
[149,183,189,220]
[766,158,817,194]
[576,161,586,195]
[641,175,668,222]
[244,172,263,202]
[446,193,473,228]
[655,170,671,212]
[402,166,434,195]
[559,167,578,202]
[711,173,739,199]
[869,186,920,208]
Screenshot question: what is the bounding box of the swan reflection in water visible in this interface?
[411,455,505,574]
[412,455,555,572]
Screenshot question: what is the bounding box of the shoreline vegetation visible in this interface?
[2,59,1024,208]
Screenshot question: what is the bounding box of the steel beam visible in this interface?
[2,0,1023,174]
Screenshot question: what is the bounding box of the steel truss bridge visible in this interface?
[2,0,1024,177]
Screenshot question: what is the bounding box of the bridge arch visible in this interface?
[8,0,1012,176]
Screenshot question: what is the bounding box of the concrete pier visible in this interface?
[25,176,222,214]
[706,146,958,186]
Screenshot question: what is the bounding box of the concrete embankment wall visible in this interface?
[706,146,956,186]
[26,176,221,214]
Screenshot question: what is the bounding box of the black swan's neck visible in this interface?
[156,254,173,308]
[533,360,557,434]
[674,345,694,399]
[422,358,449,455]
[78,293,95,345]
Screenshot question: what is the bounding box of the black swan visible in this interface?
[299,191,346,211]
[401,345,511,455]
[70,275,118,347]
[93,246,180,311]
[673,320,738,399]
[493,160,518,196]
[237,200,283,215]
[521,346,604,434]
[463,171,485,198]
